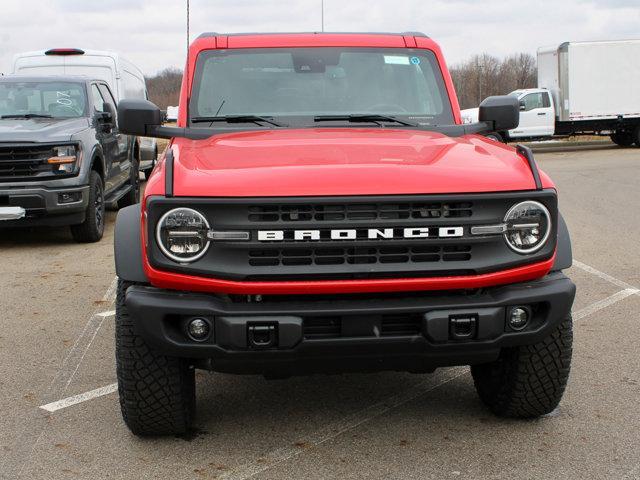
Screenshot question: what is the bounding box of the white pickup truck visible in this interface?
[462,39,640,146]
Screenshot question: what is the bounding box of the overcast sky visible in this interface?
[0,0,638,76]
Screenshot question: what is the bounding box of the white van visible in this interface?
[12,48,158,177]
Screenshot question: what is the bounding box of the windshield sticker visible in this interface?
[410,56,421,65]
[384,55,410,65]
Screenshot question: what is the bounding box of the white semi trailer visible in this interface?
[462,39,640,145]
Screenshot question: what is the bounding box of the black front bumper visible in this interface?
[125,272,575,375]
[0,185,89,227]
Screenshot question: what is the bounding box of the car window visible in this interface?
[0,81,87,118]
[98,84,117,109]
[91,84,105,111]
[190,47,454,126]
[542,92,551,108]
[521,93,544,111]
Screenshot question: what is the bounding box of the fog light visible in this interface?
[509,307,529,330]
[187,318,210,341]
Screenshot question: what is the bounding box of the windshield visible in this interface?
[0,81,87,119]
[189,47,454,126]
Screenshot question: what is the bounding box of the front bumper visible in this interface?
[0,185,89,227]
[125,272,575,375]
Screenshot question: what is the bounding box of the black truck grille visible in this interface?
[146,193,558,282]
[248,245,472,267]
[0,144,63,180]
[248,201,473,222]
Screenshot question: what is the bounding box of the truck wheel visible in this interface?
[117,159,141,209]
[70,171,105,243]
[471,315,573,418]
[115,279,195,436]
[633,126,640,147]
[610,131,634,147]
[485,132,504,143]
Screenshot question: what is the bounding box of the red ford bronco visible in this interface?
[114,32,575,436]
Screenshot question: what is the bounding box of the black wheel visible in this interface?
[633,125,640,147]
[143,148,158,181]
[471,316,573,418]
[485,132,504,143]
[610,130,634,147]
[118,158,141,209]
[115,279,195,436]
[70,171,105,243]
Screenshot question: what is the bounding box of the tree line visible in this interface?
[145,52,537,111]
[449,53,537,109]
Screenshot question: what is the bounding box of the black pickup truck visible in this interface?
[0,75,139,241]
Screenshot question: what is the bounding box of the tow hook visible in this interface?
[248,323,278,349]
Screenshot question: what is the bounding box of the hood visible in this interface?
[0,117,89,142]
[169,128,548,197]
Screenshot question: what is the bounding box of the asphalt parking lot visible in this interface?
[1,146,639,480]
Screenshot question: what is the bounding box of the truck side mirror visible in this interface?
[519,99,526,111]
[117,99,163,136]
[101,102,115,122]
[479,95,520,131]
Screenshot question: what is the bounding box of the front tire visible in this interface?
[115,279,195,436]
[471,315,573,418]
[70,171,105,243]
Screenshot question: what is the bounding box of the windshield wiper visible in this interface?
[0,113,53,119]
[191,115,286,127]
[314,114,419,127]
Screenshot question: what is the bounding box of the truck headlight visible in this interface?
[156,208,210,263]
[503,201,551,254]
[48,145,79,173]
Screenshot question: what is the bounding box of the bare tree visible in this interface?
[450,53,537,109]
[145,67,183,110]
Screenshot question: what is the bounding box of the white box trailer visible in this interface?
[11,48,158,173]
[538,39,640,123]
[535,39,640,145]
[461,39,640,145]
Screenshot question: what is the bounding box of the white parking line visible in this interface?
[573,288,640,321]
[219,369,466,480]
[40,383,118,413]
[573,260,638,291]
[97,310,116,318]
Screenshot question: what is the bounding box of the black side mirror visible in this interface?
[96,103,114,123]
[117,99,163,136]
[519,99,526,111]
[479,95,519,131]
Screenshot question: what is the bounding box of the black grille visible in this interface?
[249,245,472,267]
[0,144,62,180]
[146,193,558,282]
[248,201,473,222]
[303,314,423,339]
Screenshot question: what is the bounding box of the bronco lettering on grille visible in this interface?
[257,227,464,241]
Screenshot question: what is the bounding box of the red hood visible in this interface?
[156,128,552,198]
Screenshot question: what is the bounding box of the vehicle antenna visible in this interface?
[185,0,190,124]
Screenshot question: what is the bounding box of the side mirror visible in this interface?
[96,102,114,123]
[479,95,519,131]
[519,99,526,111]
[117,99,163,136]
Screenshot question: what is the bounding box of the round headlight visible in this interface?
[503,201,551,254]
[156,208,210,263]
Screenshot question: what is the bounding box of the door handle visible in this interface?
[537,112,547,116]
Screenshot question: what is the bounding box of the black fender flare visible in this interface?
[552,212,572,271]
[114,204,148,283]
[88,143,106,177]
